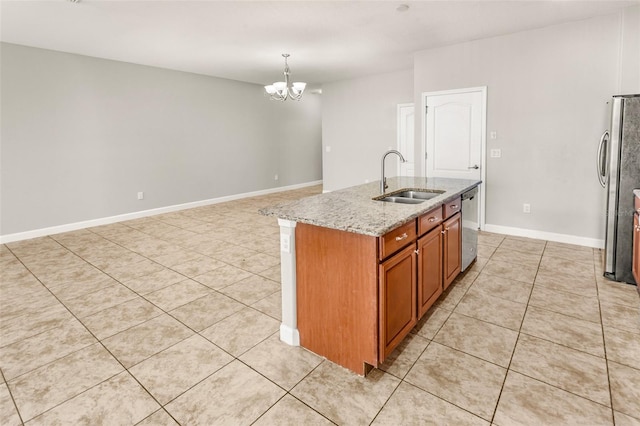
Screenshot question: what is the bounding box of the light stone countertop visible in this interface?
[260,176,481,237]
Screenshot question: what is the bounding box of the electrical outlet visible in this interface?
[274,174,279,181]
[523,203,531,213]
[490,149,502,158]
[490,131,497,139]
[280,234,291,253]
[137,192,144,200]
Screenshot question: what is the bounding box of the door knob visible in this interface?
[468,165,479,169]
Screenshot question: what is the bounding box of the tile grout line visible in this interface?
[0,368,25,426]
[245,358,337,425]
[488,238,544,424]
[594,250,616,424]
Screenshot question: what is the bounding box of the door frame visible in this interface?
[421,86,487,230]
[397,102,415,176]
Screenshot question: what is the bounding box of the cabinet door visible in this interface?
[379,244,417,363]
[443,212,462,289]
[417,225,443,319]
[633,212,639,285]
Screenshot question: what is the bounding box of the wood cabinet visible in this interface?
[417,225,443,318]
[634,194,640,286]
[444,196,462,218]
[418,205,443,235]
[379,244,417,362]
[295,197,465,375]
[379,221,416,261]
[443,212,462,289]
[633,211,639,285]
[296,223,379,375]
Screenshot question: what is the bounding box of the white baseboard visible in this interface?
[0,180,323,244]
[483,223,604,249]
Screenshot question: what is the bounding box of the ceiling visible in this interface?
[1,1,638,86]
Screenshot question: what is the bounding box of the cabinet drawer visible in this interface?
[444,196,462,218]
[379,220,416,260]
[418,206,444,235]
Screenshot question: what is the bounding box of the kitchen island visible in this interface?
[261,176,481,374]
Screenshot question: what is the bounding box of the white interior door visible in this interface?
[423,87,486,227]
[397,103,415,176]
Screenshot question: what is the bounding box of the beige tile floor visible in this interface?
[1,185,640,425]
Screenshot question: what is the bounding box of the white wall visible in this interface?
[620,6,640,94]
[413,8,639,244]
[321,69,414,191]
[0,43,322,236]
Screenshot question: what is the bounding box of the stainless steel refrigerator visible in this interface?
[597,94,640,285]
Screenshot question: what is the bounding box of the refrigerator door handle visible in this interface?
[597,130,609,187]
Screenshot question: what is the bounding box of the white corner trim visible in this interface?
[483,224,604,249]
[0,180,323,244]
[280,324,300,346]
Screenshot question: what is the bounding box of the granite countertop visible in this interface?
[260,176,481,236]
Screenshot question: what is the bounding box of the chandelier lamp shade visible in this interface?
[264,54,306,101]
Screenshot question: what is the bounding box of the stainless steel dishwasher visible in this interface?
[461,186,479,271]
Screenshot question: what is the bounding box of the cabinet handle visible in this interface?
[395,233,408,241]
[428,217,437,222]
[636,225,640,232]
[441,230,446,235]
[450,204,459,209]
[445,227,450,231]
[415,249,420,255]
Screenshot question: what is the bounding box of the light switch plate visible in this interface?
[490,149,502,158]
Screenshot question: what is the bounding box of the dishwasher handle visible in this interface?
[461,186,478,201]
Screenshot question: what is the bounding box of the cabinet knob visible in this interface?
[450,204,459,209]
[414,249,420,255]
[395,233,408,241]
[428,217,437,222]
[441,230,446,235]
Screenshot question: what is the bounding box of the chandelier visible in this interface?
[264,54,306,101]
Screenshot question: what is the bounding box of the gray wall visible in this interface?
[0,43,322,236]
[413,7,639,242]
[321,69,414,191]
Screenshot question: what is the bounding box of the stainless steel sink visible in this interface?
[377,196,425,204]
[373,189,445,204]
[394,190,444,200]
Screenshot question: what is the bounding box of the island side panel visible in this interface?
[296,223,379,375]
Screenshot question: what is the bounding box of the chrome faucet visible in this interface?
[380,149,406,194]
